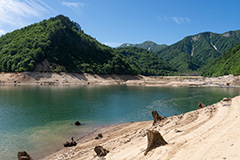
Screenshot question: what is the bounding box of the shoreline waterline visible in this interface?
[0,84,240,159]
[37,121,145,159]
[39,120,153,160]
[41,96,240,160]
[41,95,240,160]
[1,72,240,88]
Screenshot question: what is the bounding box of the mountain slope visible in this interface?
[0,15,176,76]
[0,15,137,74]
[117,47,177,76]
[119,41,167,53]
[201,43,240,76]
[157,31,240,72]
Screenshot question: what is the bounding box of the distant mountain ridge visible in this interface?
[1,14,240,76]
[157,30,240,72]
[119,41,167,53]
[0,15,175,76]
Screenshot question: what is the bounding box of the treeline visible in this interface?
[157,31,240,73]
[201,43,240,76]
[0,15,175,75]
[117,47,177,76]
[1,14,240,77]
[0,15,137,74]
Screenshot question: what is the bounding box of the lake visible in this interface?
[0,85,239,159]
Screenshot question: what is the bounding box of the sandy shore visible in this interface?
[1,72,240,87]
[2,72,240,159]
[40,95,240,160]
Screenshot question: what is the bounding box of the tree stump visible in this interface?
[152,110,166,125]
[95,133,103,139]
[198,101,206,109]
[144,130,167,156]
[18,151,32,160]
[222,97,231,102]
[94,146,109,157]
[75,121,81,126]
[63,137,77,147]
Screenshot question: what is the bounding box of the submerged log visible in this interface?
[94,146,109,157]
[152,110,166,125]
[144,130,167,156]
[198,101,206,109]
[18,151,32,160]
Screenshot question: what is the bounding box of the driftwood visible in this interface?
[94,146,109,157]
[152,110,166,125]
[18,151,32,160]
[198,101,206,109]
[144,130,167,156]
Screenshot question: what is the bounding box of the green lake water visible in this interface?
[0,85,239,159]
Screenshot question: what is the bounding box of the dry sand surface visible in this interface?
[1,72,240,87]
[40,96,240,160]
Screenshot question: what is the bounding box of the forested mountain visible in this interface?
[157,31,240,73]
[0,15,175,75]
[1,14,240,76]
[201,43,240,77]
[117,47,177,76]
[119,41,167,53]
[0,15,137,74]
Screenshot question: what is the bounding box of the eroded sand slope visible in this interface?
[41,96,240,160]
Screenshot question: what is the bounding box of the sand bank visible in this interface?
[1,72,240,87]
[40,95,240,160]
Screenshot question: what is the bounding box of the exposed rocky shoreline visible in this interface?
[1,72,240,87]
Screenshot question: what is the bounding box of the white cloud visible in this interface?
[171,17,191,25]
[157,15,190,25]
[163,15,169,23]
[62,1,85,10]
[171,17,184,24]
[0,0,51,26]
[103,42,121,48]
[38,0,55,12]
[0,29,6,35]
[185,17,191,24]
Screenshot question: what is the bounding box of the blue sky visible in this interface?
[0,0,239,47]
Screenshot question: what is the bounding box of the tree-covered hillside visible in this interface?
[201,43,240,77]
[157,31,240,73]
[117,47,177,76]
[119,41,167,53]
[0,15,138,74]
[0,15,176,75]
